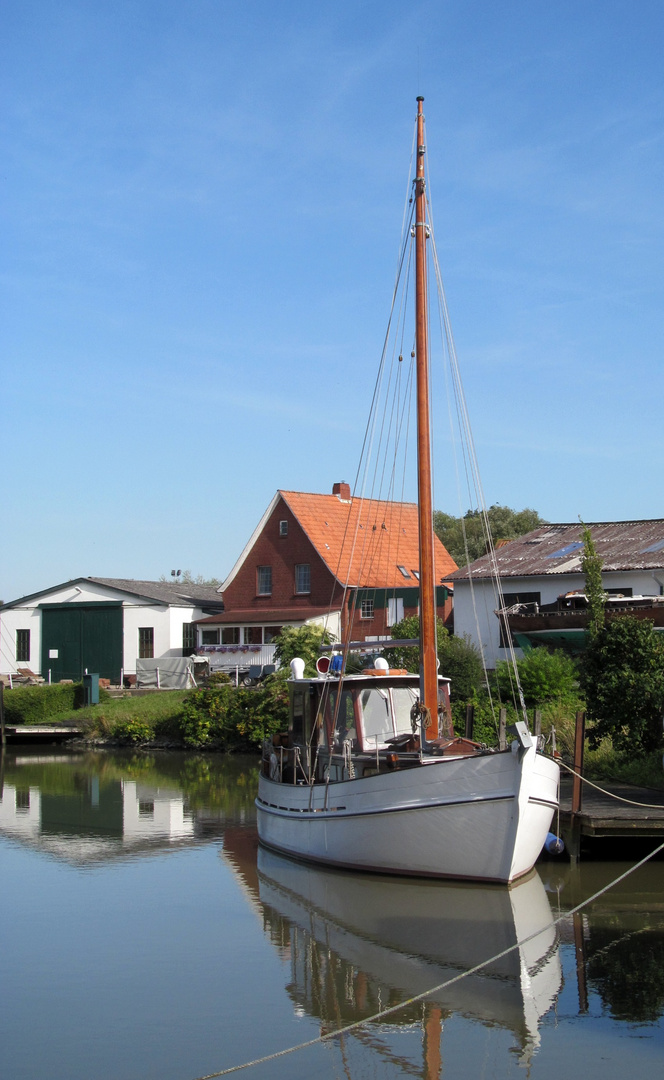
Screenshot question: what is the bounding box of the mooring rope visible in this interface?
[189,839,664,1080]
[557,757,664,810]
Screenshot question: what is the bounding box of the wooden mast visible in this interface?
[414,96,439,738]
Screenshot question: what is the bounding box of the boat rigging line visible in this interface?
[188,840,664,1080]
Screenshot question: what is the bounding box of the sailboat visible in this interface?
[256,98,560,883]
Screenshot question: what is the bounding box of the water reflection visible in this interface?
[0,748,257,863]
[544,861,664,1025]
[3,745,664,1071]
[223,838,562,1068]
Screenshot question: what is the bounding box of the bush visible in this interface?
[111,718,154,744]
[2,683,86,724]
[273,624,331,676]
[495,648,578,708]
[177,678,289,750]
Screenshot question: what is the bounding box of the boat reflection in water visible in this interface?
[225,838,562,1069]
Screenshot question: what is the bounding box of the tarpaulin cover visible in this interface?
[136,658,195,689]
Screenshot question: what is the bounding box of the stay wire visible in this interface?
[189,839,664,1080]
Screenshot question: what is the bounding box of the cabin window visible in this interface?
[360,598,374,620]
[359,688,392,746]
[221,627,240,645]
[330,689,357,749]
[387,597,404,626]
[264,626,283,643]
[279,520,288,536]
[244,626,263,644]
[182,623,196,655]
[16,629,30,663]
[257,566,272,595]
[138,628,154,659]
[392,687,419,734]
[201,629,220,645]
[295,563,311,594]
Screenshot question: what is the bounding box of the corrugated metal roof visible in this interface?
[449,520,664,581]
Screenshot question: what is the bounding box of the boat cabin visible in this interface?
[266,661,452,785]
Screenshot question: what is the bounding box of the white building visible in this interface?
[0,577,224,684]
[450,520,664,668]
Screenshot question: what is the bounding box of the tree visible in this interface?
[580,522,605,640]
[433,505,547,567]
[272,624,332,677]
[382,615,484,702]
[582,617,664,755]
[160,570,222,587]
[495,648,578,708]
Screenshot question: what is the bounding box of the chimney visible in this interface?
[332,481,351,501]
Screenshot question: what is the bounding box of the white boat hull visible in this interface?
[257,744,559,883]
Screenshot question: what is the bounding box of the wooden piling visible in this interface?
[572,710,586,815]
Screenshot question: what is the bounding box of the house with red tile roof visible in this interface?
[196,482,457,669]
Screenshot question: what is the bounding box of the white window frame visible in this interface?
[257,566,272,595]
[360,598,374,620]
[295,563,311,594]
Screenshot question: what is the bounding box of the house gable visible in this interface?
[220,494,340,617]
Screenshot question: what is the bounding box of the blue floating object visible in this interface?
[544,831,565,855]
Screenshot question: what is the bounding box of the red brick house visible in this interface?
[196,483,456,662]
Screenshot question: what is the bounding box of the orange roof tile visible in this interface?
[279,490,457,588]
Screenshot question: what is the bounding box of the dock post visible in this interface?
[534,709,542,738]
[464,705,474,741]
[498,708,507,750]
[572,710,586,815]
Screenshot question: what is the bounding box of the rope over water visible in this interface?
[188,839,664,1080]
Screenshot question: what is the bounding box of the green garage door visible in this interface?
[40,603,123,683]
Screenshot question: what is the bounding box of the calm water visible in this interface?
[1,747,663,1080]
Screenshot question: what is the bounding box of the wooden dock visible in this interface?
[2,725,82,743]
[558,774,664,860]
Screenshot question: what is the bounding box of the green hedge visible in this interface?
[2,683,108,724]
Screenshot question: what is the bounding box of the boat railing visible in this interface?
[262,739,312,785]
